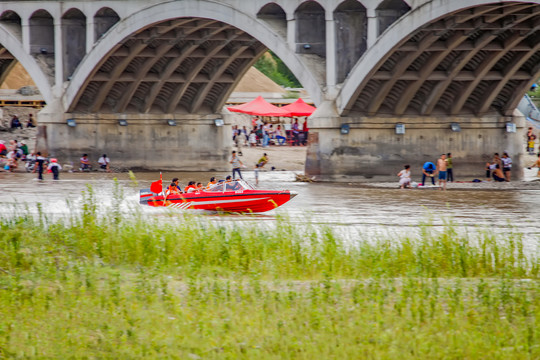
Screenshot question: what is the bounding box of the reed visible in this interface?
[0,186,539,358]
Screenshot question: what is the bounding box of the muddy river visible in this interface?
[1,170,539,243]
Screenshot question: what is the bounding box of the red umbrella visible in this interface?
[227,96,292,117]
[280,98,316,117]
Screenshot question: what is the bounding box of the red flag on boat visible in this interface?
[150,173,163,194]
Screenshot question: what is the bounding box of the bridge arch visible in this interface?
[64,0,323,114]
[0,22,53,103]
[94,7,120,41]
[0,10,21,41]
[338,0,540,117]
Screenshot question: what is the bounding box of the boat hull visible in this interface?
[142,189,295,213]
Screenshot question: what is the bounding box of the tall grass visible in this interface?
[1,208,537,280]
[0,185,539,358]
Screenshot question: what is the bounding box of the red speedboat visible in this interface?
[140,179,297,213]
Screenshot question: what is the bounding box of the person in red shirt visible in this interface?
[0,141,7,156]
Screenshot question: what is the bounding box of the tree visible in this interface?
[254,51,301,88]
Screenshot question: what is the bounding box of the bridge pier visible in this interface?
[306,113,526,182]
[37,110,231,171]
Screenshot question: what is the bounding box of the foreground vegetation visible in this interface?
[1,186,539,358]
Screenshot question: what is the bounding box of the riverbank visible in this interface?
[1,197,540,358]
[2,126,539,191]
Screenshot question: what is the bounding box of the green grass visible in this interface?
[0,185,539,358]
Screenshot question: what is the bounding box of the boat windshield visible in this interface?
[207,179,253,192]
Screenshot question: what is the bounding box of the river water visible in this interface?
[0,170,539,243]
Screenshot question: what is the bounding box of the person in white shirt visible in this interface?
[275,124,286,145]
[229,150,244,179]
[397,165,411,189]
[98,154,111,172]
[501,152,512,182]
[47,159,62,180]
[248,130,257,147]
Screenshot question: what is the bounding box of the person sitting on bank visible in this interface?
[167,178,182,195]
[397,165,411,189]
[80,154,91,171]
[10,115,22,130]
[492,164,505,182]
[5,152,17,172]
[98,154,111,172]
[421,161,436,186]
[26,114,36,128]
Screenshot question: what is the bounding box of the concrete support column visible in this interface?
[86,17,95,53]
[287,17,296,52]
[40,112,232,171]
[325,13,336,88]
[54,19,63,91]
[21,17,30,54]
[367,8,377,49]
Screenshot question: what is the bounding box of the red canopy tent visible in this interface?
[280,98,316,117]
[227,96,292,117]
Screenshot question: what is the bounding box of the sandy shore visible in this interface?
[233,144,306,172]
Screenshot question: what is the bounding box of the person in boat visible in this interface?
[207,177,217,188]
[167,178,182,195]
[196,182,204,191]
[184,181,196,193]
[224,175,234,190]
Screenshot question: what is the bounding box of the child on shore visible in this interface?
[527,154,540,177]
[527,127,536,155]
[47,158,62,180]
[249,130,257,147]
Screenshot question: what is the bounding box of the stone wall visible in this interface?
[36,112,231,171]
[306,114,526,181]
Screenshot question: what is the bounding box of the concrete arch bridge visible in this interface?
[0,0,538,179]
